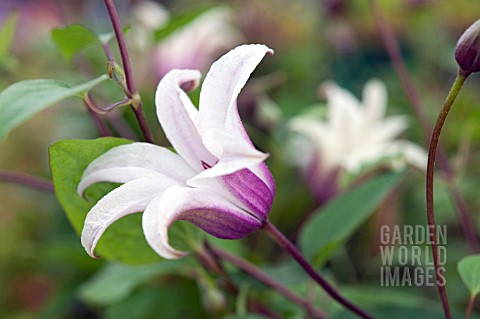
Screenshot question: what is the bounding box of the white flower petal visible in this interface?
[322,81,362,135]
[81,177,174,258]
[190,129,268,181]
[78,143,196,195]
[289,118,339,171]
[363,79,387,125]
[142,193,187,259]
[376,116,408,141]
[387,141,428,171]
[290,118,328,145]
[198,44,273,141]
[142,186,262,260]
[156,69,217,171]
[79,167,177,196]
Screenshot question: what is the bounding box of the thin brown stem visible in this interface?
[102,42,115,62]
[0,171,54,193]
[104,0,136,94]
[426,70,470,319]
[368,0,430,142]
[104,0,154,143]
[85,106,112,137]
[368,0,480,253]
[263,220,375,319]
[209,244,327,319]
[84,94,131,114]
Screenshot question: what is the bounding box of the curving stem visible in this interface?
[208,243,327,319]
[262,219,375,319]
[426,69,471,319]
[368,0,480,253]
[0,171,54,193]
[103,0,155,143]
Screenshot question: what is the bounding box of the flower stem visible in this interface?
[208,244,327,319]
[262,219,375,319]
[84,94,131,114]
[104,0,135,95]
[104,0,154,143]
[369,0,480,253]
[85,106,112,137]
[426,70,470,319]
[102,42,115,62]
[0,171,54,193]
[466,295,475,319]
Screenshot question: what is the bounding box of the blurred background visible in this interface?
[1,0,480,318]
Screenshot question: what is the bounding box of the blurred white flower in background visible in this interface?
[130,0,170,50]
[289,79,426,203]
[152,7,243,79]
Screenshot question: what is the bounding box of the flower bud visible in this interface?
[455,19,480,74]
[107,60,128,93]
[107,61,123,81]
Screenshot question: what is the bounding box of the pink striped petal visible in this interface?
[142,186,263,259]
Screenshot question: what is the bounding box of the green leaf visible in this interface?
[0,75,108,141]
[299,172,403,265]
[79,260,187,305]
[458,254,480,297]
[104,277,205,319]
[169,220,205,253]
[51,24,100,60]
[0,12,18,59]
[52,24,131,60]
[49,137,161,264]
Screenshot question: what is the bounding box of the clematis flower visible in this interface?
[78,44,275,260]
[289,79,426,203]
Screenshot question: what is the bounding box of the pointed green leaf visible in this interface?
[51,24,100,60]
[49,137,161,264]
[458,255,480,297]
[299,172,404,265]
[0,75,108,141]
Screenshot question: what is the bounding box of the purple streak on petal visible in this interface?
[149,186,265,257]
[217,99,276,194]
[180,207,262,239]
[257,162,276,194]
[222,168,273,221]
[201,160,213,170]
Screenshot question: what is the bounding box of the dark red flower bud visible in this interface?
[455,20,480,74]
